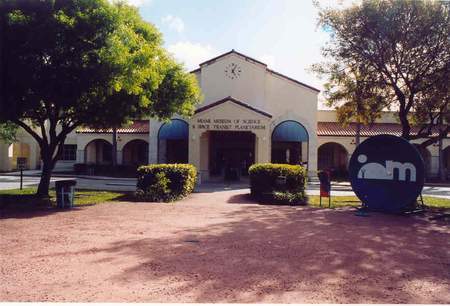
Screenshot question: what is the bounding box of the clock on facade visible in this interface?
[224,63,242,79]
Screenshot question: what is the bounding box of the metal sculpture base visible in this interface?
[357,194,426,216]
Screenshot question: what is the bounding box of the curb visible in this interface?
[1,173,136,181]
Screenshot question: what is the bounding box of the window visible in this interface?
[62,144,77,161]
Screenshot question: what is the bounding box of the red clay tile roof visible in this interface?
[76,119,446,137]
[76,120,149,134]
[317,122,447,137]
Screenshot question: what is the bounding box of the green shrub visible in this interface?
[272,191,307,205]
[136,164,197,202]
[248,163,307,205]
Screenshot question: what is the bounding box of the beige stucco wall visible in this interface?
[316,109,450,177]
[0,141,11,171]
[161,52,320,180]
[0,126,40,171]
[76,133,148,165]
[317,110,399,123]
[317,135,450,177]
[197,54,268,111]
[2,52,448,180]
[188,100,272,180]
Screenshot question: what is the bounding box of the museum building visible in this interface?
[149,50,320,181]
[1,50,449,180]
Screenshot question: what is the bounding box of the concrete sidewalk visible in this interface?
[1,170,136,181]
[4,170,449,187]
[1,172,449,199]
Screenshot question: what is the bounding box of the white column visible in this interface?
[301,142,308,163]
[29,142,38,170]
[307,137,318,178]
[255,132,270,163]
[76,150,84,163]
[199,132,210,181]
[117,150,123,165]
[0,142,10,171]
[188,133,200,169]
[149,119,161,164]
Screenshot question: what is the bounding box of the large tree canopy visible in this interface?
[313,0,449,147]
[0,122,17,144]
[0,0,201,196]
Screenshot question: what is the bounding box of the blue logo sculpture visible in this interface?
[349,134,425,212]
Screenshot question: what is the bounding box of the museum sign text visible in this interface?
[192,118,266,131]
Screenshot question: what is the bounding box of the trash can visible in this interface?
[55,180,77,208]
[318,171,331,196]
[318,170,331,207]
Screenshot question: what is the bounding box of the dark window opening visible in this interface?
[271,142,302,164]
[62,144,77,161]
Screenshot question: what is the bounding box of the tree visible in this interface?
[313,61,386,145]
[0,0,201,197]
[314,0,449,148]
[0,122,18,144]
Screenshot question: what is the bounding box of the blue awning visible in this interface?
[272,121,308,142]
[158,119,188,140]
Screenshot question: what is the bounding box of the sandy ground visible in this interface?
[1,189,449,303]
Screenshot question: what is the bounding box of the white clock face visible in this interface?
[224,63,242,79]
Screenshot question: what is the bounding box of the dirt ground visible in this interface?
[1,189,449,303]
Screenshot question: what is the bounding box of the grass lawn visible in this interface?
[307,195,450,210]
[0,187,128,208]
[0,188,448,211]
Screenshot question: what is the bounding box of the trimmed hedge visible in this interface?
[136,164,197,202]
[248,163,307,205]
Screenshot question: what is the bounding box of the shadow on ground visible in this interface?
[0,192,134,219]
[36,200,450,303]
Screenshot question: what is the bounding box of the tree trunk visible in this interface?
[355,121,361,146]
[0,12,5,109]
[37,157,54,197]
[112,126,117,167]
[399,112,411,139]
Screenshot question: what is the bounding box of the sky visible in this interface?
[127,0,350,102]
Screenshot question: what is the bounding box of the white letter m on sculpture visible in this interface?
[386,161,416,182]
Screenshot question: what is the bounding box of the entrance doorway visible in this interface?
[209,131,255,180]
[271,120,309,167]
[157,119,189,163]
[318,142,349,179]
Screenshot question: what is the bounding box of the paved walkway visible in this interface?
[1,191,449,303]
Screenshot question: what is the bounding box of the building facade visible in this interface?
[149,50,320,180]
[1,50,449,180]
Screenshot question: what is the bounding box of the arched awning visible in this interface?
[158,119,188,140]
[272,121,308,142]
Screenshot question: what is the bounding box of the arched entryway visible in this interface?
[318,142,349,178]
[8,142,31,170]
[208,130,255,179]
[158,119,189,163]
[414,144,432,178]
[122,139,148,166]
[84,139,112,164]
[271,120,309,166]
